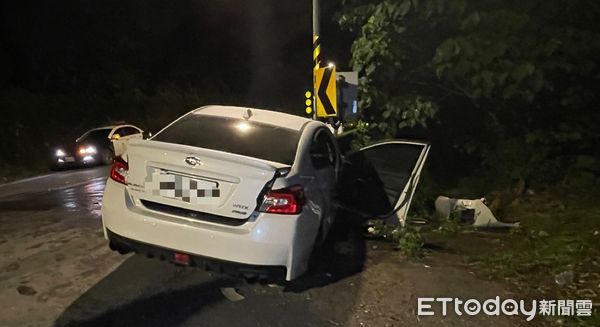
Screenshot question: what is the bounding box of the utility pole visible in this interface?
[312,0,340,134]
[312,0,339,134]
[312,0,321,71]
[312,0,321,120]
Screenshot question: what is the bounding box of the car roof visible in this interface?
[192,105,313,131]
[85,124,139,132]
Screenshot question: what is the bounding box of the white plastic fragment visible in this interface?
[435,196,519,228]
[220,287,245,302]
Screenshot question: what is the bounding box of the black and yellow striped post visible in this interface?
[313,35,321,71]
[309,34,321,117]
[310,0,321,118]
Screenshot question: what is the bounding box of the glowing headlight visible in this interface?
[79,146,96,155]
[56,149,65,157]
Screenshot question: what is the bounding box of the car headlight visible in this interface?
[79,146,97,155]
[56,149,65,157]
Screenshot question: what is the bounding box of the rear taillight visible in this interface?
[259,185,305,214]
[110,156,128,185]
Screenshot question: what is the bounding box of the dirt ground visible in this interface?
[303,237,527,327]
[0,175,129,327]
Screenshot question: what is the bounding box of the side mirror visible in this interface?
[144,131,153,139]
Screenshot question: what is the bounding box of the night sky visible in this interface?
[0,1,350,110]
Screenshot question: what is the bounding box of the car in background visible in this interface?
[53,124,144,168]
[101,106,429,281]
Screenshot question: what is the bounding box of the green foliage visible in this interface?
[397,227,425,258]
[469,191,600,317]
[339,0,600,188]
[437,210,461,234]
[349,120,375,150]
[368,220,424,258]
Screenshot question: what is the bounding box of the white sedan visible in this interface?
[101,106,429,281]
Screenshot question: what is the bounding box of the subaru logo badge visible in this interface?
[185,156,202,167]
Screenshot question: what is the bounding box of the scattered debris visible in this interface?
[435,196,519,228]
[423,264,430,268]
[220,287,245,302]
[17,285,37,296]
[434,196,457,220]
[538,230,549,237]
[408,217,428,225]
[554,270,574,286]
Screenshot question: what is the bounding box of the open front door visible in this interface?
[337,140,430,226]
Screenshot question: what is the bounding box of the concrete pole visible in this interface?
[313,0,320,38]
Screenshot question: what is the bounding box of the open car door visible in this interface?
[337,140,430,226]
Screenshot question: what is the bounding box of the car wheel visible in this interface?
[100,149,114,165]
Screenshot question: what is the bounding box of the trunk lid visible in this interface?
[124,139,282,219]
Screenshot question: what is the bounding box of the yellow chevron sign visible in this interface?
[315,66,337,117]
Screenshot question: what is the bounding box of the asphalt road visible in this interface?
[0,167,360,327]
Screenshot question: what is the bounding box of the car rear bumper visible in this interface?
[106,228,286,280]
[101,179,317,281]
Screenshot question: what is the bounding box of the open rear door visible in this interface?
[337,140,430,226]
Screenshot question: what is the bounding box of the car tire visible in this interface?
[307,219,326,272]
[100,149,114,165]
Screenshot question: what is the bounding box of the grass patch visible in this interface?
[468,189,600,325]
[367,220,425,258]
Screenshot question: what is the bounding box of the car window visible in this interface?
[153,114,302,165]
[120,127,139,136]
[79,128,111,143]
[112,128,125,137]
[311,130,336,168]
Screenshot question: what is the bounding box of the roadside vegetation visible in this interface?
[339,0,599,323]
[470,189,600,326]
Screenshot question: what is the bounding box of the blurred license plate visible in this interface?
[151,172,220,203]
[65,156,75,162]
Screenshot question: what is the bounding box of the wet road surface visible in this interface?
[0,167,360,327]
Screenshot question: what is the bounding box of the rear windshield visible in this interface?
[153,114,302,165]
